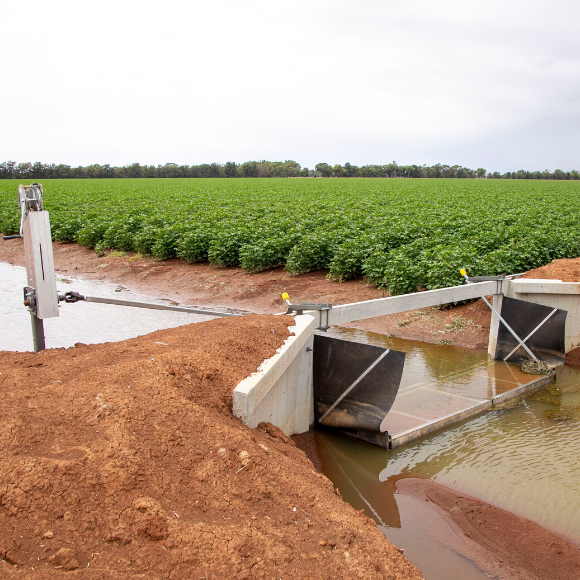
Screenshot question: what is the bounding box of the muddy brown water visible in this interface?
[318,327,580,579]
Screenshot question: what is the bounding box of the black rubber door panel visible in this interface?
[313,334,405,432]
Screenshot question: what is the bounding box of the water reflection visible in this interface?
[327,327,488,389]
[315,363,580,543]
[0,262,219,351]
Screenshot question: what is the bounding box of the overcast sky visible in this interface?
[2,0,579,172]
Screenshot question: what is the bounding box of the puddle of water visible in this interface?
[316,328,580,578]
[0,262,218,351]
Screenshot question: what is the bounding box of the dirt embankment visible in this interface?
[0,314,422,580]
[396,479,580,580]
[3,239,580,351]
[522,258,580,282]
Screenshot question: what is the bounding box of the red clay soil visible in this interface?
[344,299,492,349]
[0,239,490,347]
[0,314,422,580]
[522,257,580,282]
[6,240,580,349]
[396,478,580,580]
[565,348,580,365]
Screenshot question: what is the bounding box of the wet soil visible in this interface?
[343,299,492,349]
[0,314,422,580]
[0,239,491,348]
[396,478,580,580]
[0,239,384,315]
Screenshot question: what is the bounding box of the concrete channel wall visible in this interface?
[232,314,316,436]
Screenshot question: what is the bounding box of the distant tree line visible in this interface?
[0,160,578,180]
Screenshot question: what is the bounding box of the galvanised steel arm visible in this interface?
[59,291,238,317]
[323,280,502,325]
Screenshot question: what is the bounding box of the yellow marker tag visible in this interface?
[460,269,467,277]
[281,292,290,302]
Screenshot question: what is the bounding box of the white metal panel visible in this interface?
[22,211,59,319]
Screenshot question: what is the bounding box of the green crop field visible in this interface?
[1,178,579,295]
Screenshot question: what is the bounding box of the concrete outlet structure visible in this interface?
[232,278,580,437]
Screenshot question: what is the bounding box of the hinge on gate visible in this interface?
[281,293,332,331]
[461,270,505,294]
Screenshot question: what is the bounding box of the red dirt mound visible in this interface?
[522,257,580,282]
[0,314,421,580]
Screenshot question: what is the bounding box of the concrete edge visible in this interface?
[232,314,316,425]
[492,374,552,405]
[510,279,580,295]
[390,401,492,448]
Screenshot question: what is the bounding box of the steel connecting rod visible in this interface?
[58,291,238,318]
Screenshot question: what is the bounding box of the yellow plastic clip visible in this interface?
[281,292,290,302]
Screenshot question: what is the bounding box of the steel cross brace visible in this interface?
[318,348,391,424]
[461,270,540,362]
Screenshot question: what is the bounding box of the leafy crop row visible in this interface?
[1,178,579,295]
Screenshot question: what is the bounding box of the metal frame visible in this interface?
[283,296,332,331]
[462,271,543,362]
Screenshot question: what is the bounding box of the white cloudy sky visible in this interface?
[2,0,579,171]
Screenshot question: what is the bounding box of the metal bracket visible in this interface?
[23,286,37,312]
[58,291,86,303]
[285,302,332,331]
[464,274,505,295]
[23,286,45,352]
[18,183,43,237]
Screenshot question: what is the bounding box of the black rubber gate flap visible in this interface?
[495,296,567,364]
[313,334,405,432]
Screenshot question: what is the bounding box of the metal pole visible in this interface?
[30,313,45,352]
[82,296,237,317]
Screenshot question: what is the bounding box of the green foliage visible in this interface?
[208,229,251,267]
[75,222,109,249]
[1,178,580,295]
[134,225,160,256]
[177,230,212,264]
[239,236,298,273]
[329,237,376,282]
[53,215,82,242]
[152,226,182,260]
[286,232,342,275]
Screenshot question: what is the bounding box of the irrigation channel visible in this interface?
[0,262,225,350]
[319,327,580,579]
[2,260,580,578]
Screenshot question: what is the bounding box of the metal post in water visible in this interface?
[30,312,45,352]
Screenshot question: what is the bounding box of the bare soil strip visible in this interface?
[0,314,422,579]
